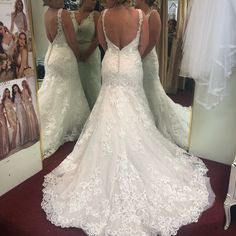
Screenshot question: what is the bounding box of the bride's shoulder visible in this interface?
[129,7,140,13]
[131,8,144,15]
[100,9,108,14]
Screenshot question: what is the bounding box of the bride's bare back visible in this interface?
[44,8,59,44]
[98,7,148,56]
[44,7,79,58]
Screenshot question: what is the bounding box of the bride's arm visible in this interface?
[61,9,80,60]
[97,12,107,52]
[142,10,161,58]
[139,11,149,57]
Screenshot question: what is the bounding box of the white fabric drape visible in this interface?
[180,0,236,109]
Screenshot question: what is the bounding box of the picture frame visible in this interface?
[0,0,42,196]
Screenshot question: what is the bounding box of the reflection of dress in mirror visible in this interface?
[21,80,39,141]
[137,1,191,150]
[14,32,30,78]
[10,0,28,33]
[12,84,29,145]
[0,100,10,160]
[72,1,101,109]
[42,4,214,236]
[2,88,18,149]
[38,2,90,158]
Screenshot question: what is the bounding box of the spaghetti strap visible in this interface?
[57,8,63,34]
[101,9,108,42]
[46,8,64,62]
[146,9,156,19]
[101,9,142,50]
[137,9,143,36]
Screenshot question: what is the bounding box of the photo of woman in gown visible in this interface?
[10,0,28,33]
[12,84,28,145]
[0,32,5,60]
[41,0,214,235]
[38,0,90,158]
[0,56,16,82]
[14,32,32,78]
[0,22,16,81]
[136,0,191,150]
[2,88,18,149]
[71,0,101,109]
[0,96,10,160]
[0,22,15,60]
[21,80,39,142]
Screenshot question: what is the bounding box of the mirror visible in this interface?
[166,0,195,104]
[36,0,194,151]
[161,0,194,150]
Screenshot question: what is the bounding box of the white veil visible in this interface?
[180,0,236,109]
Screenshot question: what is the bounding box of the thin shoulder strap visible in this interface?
[146,9,155,20]
[57,8,63,33]
[90,11,95,18]
[101,9,108,40]
[137,9,143,36]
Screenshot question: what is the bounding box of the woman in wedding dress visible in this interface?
[38,0,90,158]
[136,0,191,150]
[42,1,214,235]
[71,0,101,109]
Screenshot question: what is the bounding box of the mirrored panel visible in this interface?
[35,0,194,150]
[167,0,194,105]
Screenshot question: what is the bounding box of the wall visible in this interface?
[31,1,48,62]
[189,69,236,165]
[0,143,42,196]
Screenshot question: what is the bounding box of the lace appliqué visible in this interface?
[42,7,214,236]
[38,8,90,158]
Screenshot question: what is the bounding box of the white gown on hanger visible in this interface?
[180,0,236,109]
[42,9,214,236]
[143,11,191,150]
[38,9,90,158]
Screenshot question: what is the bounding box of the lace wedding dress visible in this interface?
[143,11,191,150]
[42,9,214,236]
[38,9,90,158]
